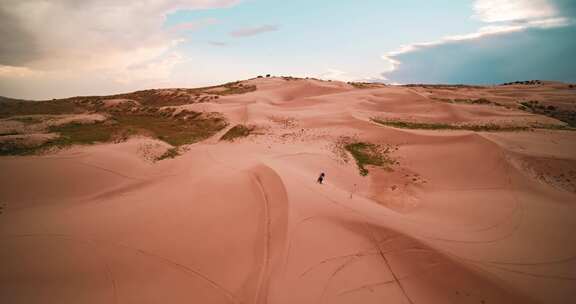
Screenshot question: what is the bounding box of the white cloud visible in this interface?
[0,0,240,98]
[0,65,43,78]
[0,1,238,70]
[113,53,187,85]
[318,69,355,82]
[473,0,556,22]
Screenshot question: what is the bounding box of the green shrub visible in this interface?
[345,142,394,176]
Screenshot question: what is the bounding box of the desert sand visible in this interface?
[1,77,575,304]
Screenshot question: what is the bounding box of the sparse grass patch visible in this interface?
[0,112,228,156]
[529,123,575,131]
[518,100,576,127]
[48,122,116,146]
[0,141,40,155]
[348,82,386,89]
[282,76,300,81]
[371,118,529,132]
[457,98,494,105]
[0,100,81,118]
[213,82,257,96]
[345,142,395,176]
[0,122,118,156]
[156,147,180,161]
[220,124,255,141]
[10,116,46,124]
[430,97,452,102]
[431,97,504,106]
[113,113,227,146]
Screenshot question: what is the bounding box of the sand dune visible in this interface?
[1,78,575,303]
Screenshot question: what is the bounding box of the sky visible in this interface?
[0,0,575,100]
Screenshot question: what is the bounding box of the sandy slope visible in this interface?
[1,78,575,304]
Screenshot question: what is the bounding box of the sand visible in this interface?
[1,78,575,304]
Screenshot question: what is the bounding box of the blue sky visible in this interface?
[165,0,482,84]
[0,0,575,99]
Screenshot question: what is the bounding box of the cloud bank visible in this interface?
[0,0,239,99]
[382,0,576,84]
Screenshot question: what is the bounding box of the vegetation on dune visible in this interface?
[113,111,227,146]
[210,82,257,96]
[0,99,81,118]
[529,123,575,131]
[371,118,529,132]
[403,84,485,89]
[156,147,180,161]
[348,82,387,89]
[282,76,301,81]
[429,96,575,129]
[345,142,396,176]
[518,100,576,127]
[0,81,257,115]
[430,97,507,107]
[220,124,255,141]
[69,82,255,107]
[501,80,542,86]
[9,116,46,124]
[0,141,41,156]
[1,121,116,155]
[372,118,575,132]
[0,80,258,156]
[49,122,117,146]
[0,131,19,136]
[0,110,228,156]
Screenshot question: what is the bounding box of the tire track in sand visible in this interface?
[363,223,415,304]
[250,173,272,304]
[0,234,240,304]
